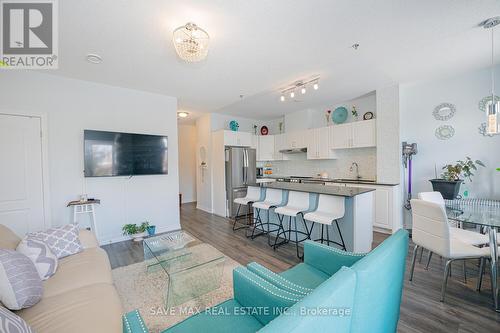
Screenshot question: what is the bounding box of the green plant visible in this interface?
[497,168,500,171]
[122,224,139,236]
[441,157,485,182]
[122,222,149,236]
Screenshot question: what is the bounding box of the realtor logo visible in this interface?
[1,0,58,69]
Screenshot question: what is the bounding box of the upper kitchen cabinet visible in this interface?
[274,134,286,160]
[257,135,275,161]
[222,130,252,147]
[286,130,307,149]
[329,119,376,149]
[307,127,336,159]
[352,119,376,148]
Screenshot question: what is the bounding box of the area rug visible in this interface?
[112,253,240,333]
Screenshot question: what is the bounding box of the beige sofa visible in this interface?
[0,224,123,333]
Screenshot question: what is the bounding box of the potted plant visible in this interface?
[122,222,149,242]
[429,157,485,199]
[146,224,156,236]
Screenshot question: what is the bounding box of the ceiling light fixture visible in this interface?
[483,17,500,135]
[279,77,320,102]
[86,54,102,64]
[172,22,210,63]
[177,111,189,118]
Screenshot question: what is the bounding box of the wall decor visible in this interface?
[260,125,269,135]
[478,95,500,112]
[229,120,239,131]
[435,125,455,140]
[351,105,359,121]
[363,112,374,120]
[332,106,348,124]
[325,110,332,126]
[433,103,456,121]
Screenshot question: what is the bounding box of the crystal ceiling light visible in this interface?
[173,22,210,63]
[483,17,500,135]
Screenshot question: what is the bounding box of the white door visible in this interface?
[0,114,46,237]
[352,119,376,148]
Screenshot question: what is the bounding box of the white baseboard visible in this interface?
[196,204,212,213]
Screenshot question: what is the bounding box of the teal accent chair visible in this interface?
[123,229,409,333]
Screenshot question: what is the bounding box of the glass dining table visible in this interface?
[446,201,500,312]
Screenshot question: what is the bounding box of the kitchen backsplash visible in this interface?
[258,147,377,179]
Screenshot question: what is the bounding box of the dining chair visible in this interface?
[409,199,490,301]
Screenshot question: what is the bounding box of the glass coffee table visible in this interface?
[143,230,225,308]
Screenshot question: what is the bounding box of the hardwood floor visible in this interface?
[103,202,500,332]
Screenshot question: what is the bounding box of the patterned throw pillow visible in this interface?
[0,250,43,310]
[28,224,83,259]
[16,238,58,280]
[0,306,34,333]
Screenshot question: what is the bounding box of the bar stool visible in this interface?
[250,188,284,245]
[303,194,346,250]
[273,191,311,259]
[233,186,261,231]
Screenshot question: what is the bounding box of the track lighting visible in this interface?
[279,77,320,102]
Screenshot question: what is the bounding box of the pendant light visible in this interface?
[484,17,500,135]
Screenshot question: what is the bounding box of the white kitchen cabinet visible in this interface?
[325,182,400,233]
[330,124,352,149]
[251,135,258,149]
[222,130,252,147]
[286,130,307,149]
[329,120,376,149]
[352,119,376,148]
[274,134,286,160]
[307,127,334,159]
[257,135,275,161]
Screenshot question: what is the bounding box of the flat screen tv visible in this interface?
[84,130,168,177]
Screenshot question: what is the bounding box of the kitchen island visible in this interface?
[252,182,375,253]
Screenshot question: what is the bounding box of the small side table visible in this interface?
[67,199,100,237]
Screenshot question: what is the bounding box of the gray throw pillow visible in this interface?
[16,238,58,280]
[28,224,83,259]
[0,306,34,333]
[0,250,43,310]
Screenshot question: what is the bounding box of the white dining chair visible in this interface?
[409,199,490,302]
[303,194,346,250]
[417,192,489,281]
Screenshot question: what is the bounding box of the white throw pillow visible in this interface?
[17,238,58,280]
[28,224,83,259]
[0,250,43,310]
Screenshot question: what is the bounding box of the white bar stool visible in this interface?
[233,186,262,231]
[250,188,284,245]
[303,194,346,250]
[273,190,311,259]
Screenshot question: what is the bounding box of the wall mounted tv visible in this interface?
[84,130,168,177]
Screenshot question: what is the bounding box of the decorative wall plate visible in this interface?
[332,106,348,124]
[478,95,500,112]
[229,120,239,131]
[433,103,456,121]
[435,125,455,140]
[260,126,269,135]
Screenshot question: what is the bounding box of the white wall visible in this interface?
[0,72,180,244]
[400,65,500,199]
[178,125,197,203]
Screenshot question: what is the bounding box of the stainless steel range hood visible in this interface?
[279,148,307,154]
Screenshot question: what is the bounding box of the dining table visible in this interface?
[446,200,500,312]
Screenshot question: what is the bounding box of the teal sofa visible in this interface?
[123,229,409,333]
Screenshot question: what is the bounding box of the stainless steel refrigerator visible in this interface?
[225,147,257,218]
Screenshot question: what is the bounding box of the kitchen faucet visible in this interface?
[350,162,361,180]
